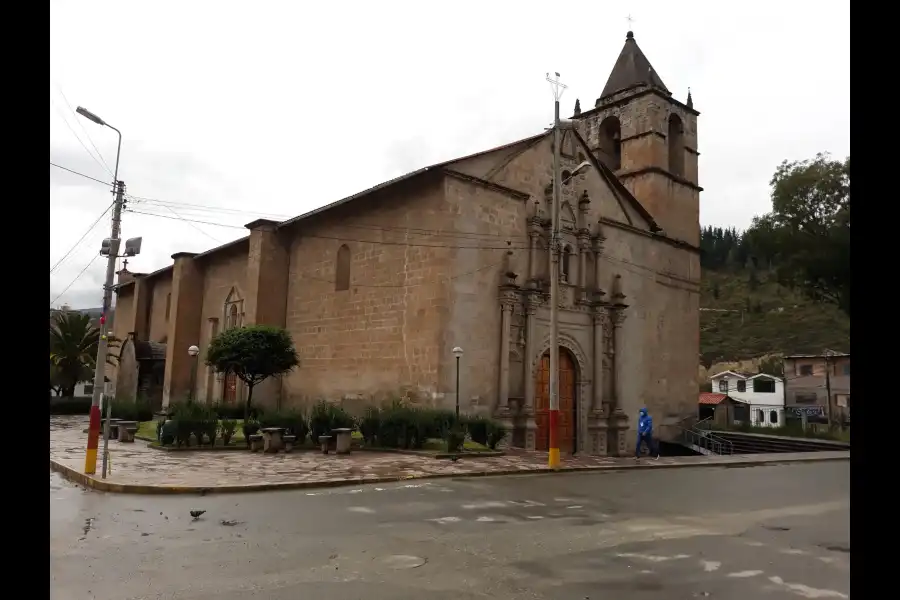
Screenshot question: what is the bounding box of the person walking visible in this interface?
[635,407,659,460]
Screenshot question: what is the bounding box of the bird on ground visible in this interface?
[190,510,206,520]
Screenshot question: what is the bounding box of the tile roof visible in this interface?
[698,392,728,405]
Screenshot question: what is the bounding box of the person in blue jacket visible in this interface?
[636,407,659,459]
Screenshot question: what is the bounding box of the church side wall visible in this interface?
[109,287,135,396]
[195,245,249,404]
[281,175,452,411]
[147,275,173,343]
[441,178,530,414]
[601,224,700,446]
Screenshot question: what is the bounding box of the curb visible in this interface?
[49,452,850,496]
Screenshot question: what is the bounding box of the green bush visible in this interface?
[464,416,491,446]
[309,401,355,441]
[168,400,218,447]
[210,403,245,420]
[257,408,309,444]
[109,397,153,422]
[220,419,238,445]
[486,422,507,450]
[358,406,381,445]
[445,426,465,453]
[49,396,92,415]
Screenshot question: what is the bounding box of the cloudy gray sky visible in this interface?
[50,0,850,309]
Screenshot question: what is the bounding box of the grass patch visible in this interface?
[421,438,491,452]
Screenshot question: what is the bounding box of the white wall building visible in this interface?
[709,371,785,428]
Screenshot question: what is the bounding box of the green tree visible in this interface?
[757,355,785,377]
[49,312,119,397]
[747,153,850,316]
[205,325,300,418]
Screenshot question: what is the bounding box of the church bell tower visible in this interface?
[574,30,701,245]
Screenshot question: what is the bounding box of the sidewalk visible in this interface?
[50,416,849,495]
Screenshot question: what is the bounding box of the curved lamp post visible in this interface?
[188,345,200,401]
[452,346,464,418]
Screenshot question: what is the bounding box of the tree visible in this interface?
[746,153,850,316]
[205,325,300,418]
[49,312,119,397]
[758,355,785,378]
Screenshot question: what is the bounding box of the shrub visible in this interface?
[242,419,260,447]
[256,408,309,443]
[486,422,507,450]
[109,397,153,422]
[49,396,92,415]
[169,400,217,447]
[220,418,238,445]
[445,426,465,453]
[309,401,355,441]
[464,416,491,446]
[211,403,245,420]
[358,406,381,446]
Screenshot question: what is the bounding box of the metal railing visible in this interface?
[665,418,734,455]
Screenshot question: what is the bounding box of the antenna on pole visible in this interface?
[545,72,567,103]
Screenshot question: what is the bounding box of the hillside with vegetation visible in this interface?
[699,233,850,365]
[698,153,850,367]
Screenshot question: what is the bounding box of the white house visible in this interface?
[709,371,785,428]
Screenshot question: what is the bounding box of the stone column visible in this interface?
[608,307,630,456]
[497,298,514,414]
[522,295,538,450]
[528,228,539,281]
[592,311,605,412]
[162,252,204,409]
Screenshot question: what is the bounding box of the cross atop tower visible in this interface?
[626,14,635,31]
[122,259,129,270]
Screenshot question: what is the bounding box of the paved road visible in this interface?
[51,461,849,599]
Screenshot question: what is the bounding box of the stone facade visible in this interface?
[109,31,701,456]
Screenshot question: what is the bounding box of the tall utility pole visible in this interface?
[84,180,125,475]
[546,72,566,470]
[824,351,834,431]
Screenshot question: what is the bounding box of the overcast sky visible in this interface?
[50,0,850,309]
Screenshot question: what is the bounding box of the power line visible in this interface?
[50,161,110,186]
[50,95,111,178]
[158,204,222,244]
[50,201,114,274]
[54,84,113,176]
[126,209,528,250]
[50,255,100,307]
[125,194,530,242]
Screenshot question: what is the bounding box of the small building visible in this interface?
[708,370,785,428]
[698,392,749,427]
[783,351,850,425]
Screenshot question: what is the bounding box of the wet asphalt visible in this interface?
[50,461,849,599]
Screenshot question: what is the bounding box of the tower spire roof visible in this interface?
[599,31,670,101]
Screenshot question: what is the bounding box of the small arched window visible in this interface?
[228,304,239,330]
[335,244,351,291]
[770,410,779,425]
[668,113,685,176]
[757,409,765,424]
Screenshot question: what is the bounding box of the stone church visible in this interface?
[111,30,701,456]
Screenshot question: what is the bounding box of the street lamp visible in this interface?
[77,105,127,477]
[188,345,200,401]
[452,347,464,418]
